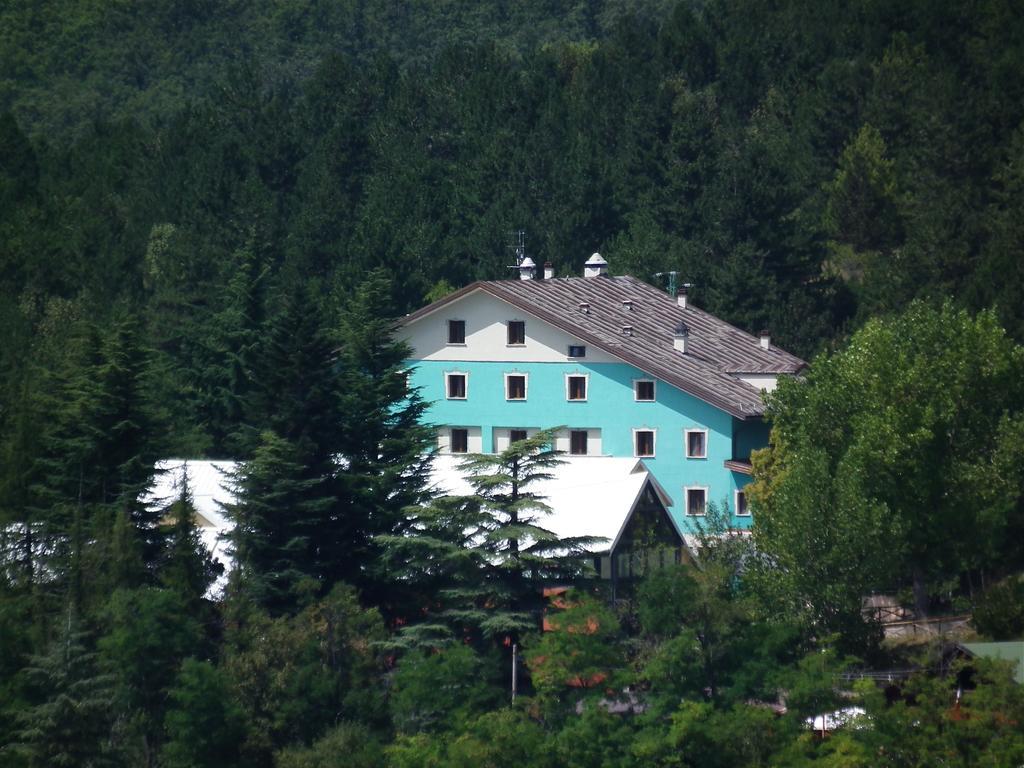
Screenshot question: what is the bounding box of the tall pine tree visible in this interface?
[225,284,346,614]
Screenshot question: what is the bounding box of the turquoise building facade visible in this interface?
[397,262,802,535]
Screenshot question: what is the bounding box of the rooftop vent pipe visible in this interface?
[543,262,554,279]
[677,285,688,309]
[759,329,771,350]
[673,322,689,354]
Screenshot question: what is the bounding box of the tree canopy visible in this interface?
[750,301,1024,638]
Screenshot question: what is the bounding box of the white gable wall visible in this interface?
[399,289,622,364]
[735,374,778,393]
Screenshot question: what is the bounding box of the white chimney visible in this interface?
[543,261,554,279]
[584,252,608,278]
[673,322,689,353]
[677,285,688,309]
[759,329,771,350]
[518,256,536,281]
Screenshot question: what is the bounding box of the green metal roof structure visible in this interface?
[960,642,1024,684]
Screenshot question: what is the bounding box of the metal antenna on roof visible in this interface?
[508,230,527,266]
[654,271,695,297]
[654,271,678,296]
[507,230,537,280]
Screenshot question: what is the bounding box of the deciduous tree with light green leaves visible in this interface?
[750,301,1024,643]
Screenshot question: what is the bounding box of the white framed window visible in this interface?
[445,372,468,399]
[685,428,708,459]
[447,319,466,345]
[450,428,469,454]
[735,489,750,517]
[507,320,525,346]
[440,426,481,453]
[633,429,656,457]
[570,430,589,455]
[685,486,708,516]
[634,379,656,402]
[568,344,587,358]
[505,373,527,401]
[566,374,588,401]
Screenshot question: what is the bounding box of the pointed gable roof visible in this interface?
[400,275,805,418]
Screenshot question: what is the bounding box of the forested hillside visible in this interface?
[2,2,1024,766]
[3,1,1024,449]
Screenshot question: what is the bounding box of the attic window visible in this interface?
[507,320,525,346]
[447,320,465,345]
[568,345,586,358]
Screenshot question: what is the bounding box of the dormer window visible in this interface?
[578,302,590,314]
[621,300,633,311]
[447,320,465,345]
[507,320,525,346]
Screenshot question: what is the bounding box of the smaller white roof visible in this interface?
[151,459,235,529]
[429,455,677,553]
[148,460,237,595]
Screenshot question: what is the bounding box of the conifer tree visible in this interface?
[30,314,163,604]
[227,276,436,612]
[13,608,117,768]
[226,431,334,614]
[160,659,247,768]
[97,586,203,767]
[199,240,269,456]
[335,270,434,597]
[383,428,598,644]
[226,284,345,613]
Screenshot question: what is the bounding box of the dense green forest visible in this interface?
[2,1,1024,766]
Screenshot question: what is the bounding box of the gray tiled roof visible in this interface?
[402,275,805,419]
